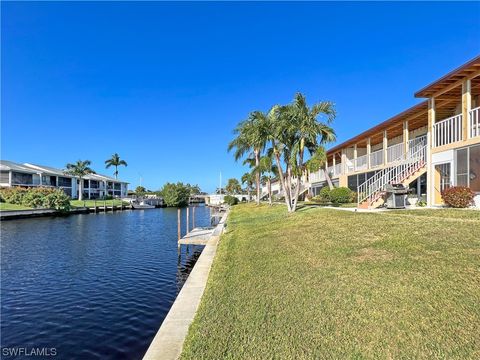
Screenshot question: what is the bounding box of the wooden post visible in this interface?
[192,206,196,229]
[462,79,471,140]
[104,199,107,212]
[403,121,409,158]
[332,154,336,176]
[427,98,435,206]
[186,207,190,234]
[177,208,181,242]
[353,144,357,171]
[383,130,388,166]
[367,137,371,169]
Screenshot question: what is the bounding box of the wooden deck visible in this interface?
[178,227,215,245]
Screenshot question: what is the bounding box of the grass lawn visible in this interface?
[181,204,480,359]
[0,203,32,211]
[70,199,129,208]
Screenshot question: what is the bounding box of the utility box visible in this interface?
[385,183,408,209]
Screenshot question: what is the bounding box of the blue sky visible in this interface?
[2,2,479,192]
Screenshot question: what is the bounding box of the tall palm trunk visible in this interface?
[273,148,291,212]
[115,166,118,179]
[255,149,260,205]
[267,178,272,205]
[325,169,334,190]
[78,177,83,201]
[291,140,305,212]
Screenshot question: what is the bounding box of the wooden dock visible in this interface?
[178,227,215,245]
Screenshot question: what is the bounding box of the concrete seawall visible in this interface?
[143,210,229,360]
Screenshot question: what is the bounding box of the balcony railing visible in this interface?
[370,149,384,168]
[387,142,405,163]
[470,106,480,139]
[433,114,463,147]
[333,163,342,176]
[354,154,368,172]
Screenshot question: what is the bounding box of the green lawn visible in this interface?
[181,204,480,359]
[70,199,129,208]
[0,203,32,211]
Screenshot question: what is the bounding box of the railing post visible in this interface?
[383,130,388,166]
[462,79,471,140]
[367,138,371,169]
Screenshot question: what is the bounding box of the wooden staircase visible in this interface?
[357,142,427,209]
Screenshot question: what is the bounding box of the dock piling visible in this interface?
[186,207,190,234]
[192,206,195,229]
[177,208,181,243]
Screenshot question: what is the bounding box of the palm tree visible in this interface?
[228,111,269,205]
[65,160,95,201]
[256,154,278,205]
[241,172,254,201]
[105,153,127,179]
[272,93,336,212]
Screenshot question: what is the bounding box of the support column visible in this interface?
[341,149,347,175]
[366,138,371,169]
[353,144,358,171]
[403,121,409,158]
[427,98,435,206]
[87,180,91,199]
[462,79,472,140]
[332,155,336,176]
[9,171,12,186]
[383,130,388,166]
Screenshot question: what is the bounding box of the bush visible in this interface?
[0,186,71,211]
[224,195,239,206]
[159,182,191,207]
[0,187,28,204]
[442,186,474,208]
[43,190,71,212]
[312,187,331,204]
[329,187,353,204]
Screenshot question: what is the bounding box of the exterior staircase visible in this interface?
[357,140,427,209]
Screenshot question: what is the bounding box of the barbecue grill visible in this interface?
[385,183,408,209]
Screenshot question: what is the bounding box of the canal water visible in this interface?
[0,206,211,359]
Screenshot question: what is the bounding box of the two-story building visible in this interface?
[0,160,129,199]
[309,55,480,208]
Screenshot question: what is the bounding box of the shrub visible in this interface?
[330,187,353,204]
[43,190,71,212]
[312,187,331,204]
[0,187,71,211]
[442,186,474,208]
[159,182,190,207]
[0,187,28,204]
[224,195,239,206]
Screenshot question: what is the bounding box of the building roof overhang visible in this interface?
[326,100,428,156]
[414,55,480,98]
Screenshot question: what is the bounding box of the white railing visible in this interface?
[309,169,326,183]
[354,154,368,172]
[333,163,342,176]
[387,142,405,163]
[433,114,463,147]
[408,135,427,156]
[357,142,427,205]
[346,160,355,174]
[370,149,384,168]
[470,106,480,138]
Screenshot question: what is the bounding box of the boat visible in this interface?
[132,201,155,209]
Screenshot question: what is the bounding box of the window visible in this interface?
[0,171,9,183]
[469,145,480,191]
[58,177,72,187]
[12,172,33,185]
[455,144,480,192]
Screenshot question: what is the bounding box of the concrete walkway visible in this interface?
[143,211,228,360]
